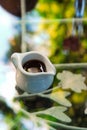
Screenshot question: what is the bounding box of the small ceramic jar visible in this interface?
[11,51,56,93]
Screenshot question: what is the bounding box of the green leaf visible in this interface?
[36,106,71,123]
[40,89,72,107]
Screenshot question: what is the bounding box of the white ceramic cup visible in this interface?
[11,51,56,93]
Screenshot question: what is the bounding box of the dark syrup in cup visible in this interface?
[23,60,47,73]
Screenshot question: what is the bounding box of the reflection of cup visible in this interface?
[14,95,53,113]
[11,51,56,93]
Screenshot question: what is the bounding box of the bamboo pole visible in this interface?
[54,63,87,69]
[20,0,27,52]
[14,18,87,24]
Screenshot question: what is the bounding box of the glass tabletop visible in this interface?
[13,64,87,130]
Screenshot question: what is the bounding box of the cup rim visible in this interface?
[18,51,56,76]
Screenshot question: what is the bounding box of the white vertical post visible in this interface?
[20,0,27,52]
[75,0,85,36]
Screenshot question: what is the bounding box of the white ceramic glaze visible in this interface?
[11,51,56,93]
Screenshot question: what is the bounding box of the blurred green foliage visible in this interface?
[35,0,87,64]
[7,0,87,64]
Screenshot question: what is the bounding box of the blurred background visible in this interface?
[0,0,87,130]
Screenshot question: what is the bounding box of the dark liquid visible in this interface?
[23,60,46,73]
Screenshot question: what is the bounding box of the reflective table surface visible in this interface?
[14,64,87,130]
